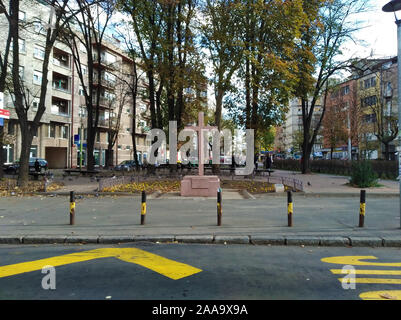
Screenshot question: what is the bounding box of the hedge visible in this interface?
[273,159,398,180]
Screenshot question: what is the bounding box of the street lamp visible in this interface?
[383,0,401,229]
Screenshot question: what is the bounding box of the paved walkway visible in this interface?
[1,169,399,247]
[51,169,400,196]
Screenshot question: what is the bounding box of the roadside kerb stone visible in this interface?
[133,235,175,243]
[175,235,214,244]
[23,236,66,244]
[98,235,135,244]
[348,236,384,247]
[0,236,23,244]
[214,235,250,244]
[382,236,401,247]
[250,235,286,246]
[319,236,350,247]
[65,236,99,244]
[285,236,321,246]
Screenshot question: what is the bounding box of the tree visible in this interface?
[8,0,79,186]
[0,0,13,179]
[200,0,242,131]
[294,0,369,173]
[226,0,306,145]
[322,99,348,159]
[63,0,117,171]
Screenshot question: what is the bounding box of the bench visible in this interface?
[255,169,275,176]
[63,169,100,178]
[29,172,46,181]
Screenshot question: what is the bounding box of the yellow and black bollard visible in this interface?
[217,188,222,226]
[141,190,147,225]
[70,191,75,225]
[287,191,293,227]
[359,190,366,228]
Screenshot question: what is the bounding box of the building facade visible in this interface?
[1,1,150,168]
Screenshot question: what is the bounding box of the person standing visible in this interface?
[34,158,40,173]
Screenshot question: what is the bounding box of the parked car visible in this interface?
[4,158,48,174]
[114,160,142,171]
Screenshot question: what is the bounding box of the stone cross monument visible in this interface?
[180,112,220,197]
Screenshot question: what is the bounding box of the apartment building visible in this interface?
[323,57,399,160]
[355,57,399,160]
[1,1,149,169]
[274,98,323,157]
[323,79,359,159]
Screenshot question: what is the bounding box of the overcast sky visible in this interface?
[344,0,398,59]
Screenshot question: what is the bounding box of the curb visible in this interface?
[1,235,401,247]
[14,191,400,198]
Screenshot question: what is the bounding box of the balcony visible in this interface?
[53,50,70,69]
[51,97,70,117]
[52,72,70,94]
[98,118,117,129]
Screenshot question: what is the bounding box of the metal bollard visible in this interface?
[141,190,146,225]
[217,188,222,226]
[359,190,366,228]
[70,191,75,225]
[287,191,293,227]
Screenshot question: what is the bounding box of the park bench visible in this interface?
[255,169,275,176]
[29,172,47,181]
[63,169,100,178]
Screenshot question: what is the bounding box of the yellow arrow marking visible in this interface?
[337,278,401,284]
[360,290,401,300]
[0,248,202,280]
[321,256,401,267]
[331,269,401,275]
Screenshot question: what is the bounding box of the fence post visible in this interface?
[217,188,222,226]
[359,190,366,228]
[287,191,293,227]
[141,190,147,225]
[70,191,75,225]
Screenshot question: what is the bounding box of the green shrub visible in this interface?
[350,161,378,188]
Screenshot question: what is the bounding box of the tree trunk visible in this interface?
[17,125,32,187]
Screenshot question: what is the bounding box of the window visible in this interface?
[18,66,24,79]
[19,11,26,21]
[79,43,87,54]
[363,96,377,107]
[33,70,42,85]
[32,98,39,111]
[81,64,87,75]
[96,132,100,142]
[19,39,25,53]
[79,106,87,117]
[79,85,85,96]
[61,126,68,139]
[126,145,131,150]
[48,123,56,138]
[118,145,122,150]
[364,77,376,89]
[34,45,45,60]
[364,113,377,123]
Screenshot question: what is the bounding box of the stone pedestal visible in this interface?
[180,175,220,197]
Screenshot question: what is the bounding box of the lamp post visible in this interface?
[383,0,401,229]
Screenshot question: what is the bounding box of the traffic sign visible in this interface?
[0,108,10,119]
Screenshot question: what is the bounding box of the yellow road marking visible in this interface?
[322,256,401,267]
[338,278,401,284]
[0,248,202,280]
[331,269,401,275]
[360,290,401,300]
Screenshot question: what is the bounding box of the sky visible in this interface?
[343,0,398,59]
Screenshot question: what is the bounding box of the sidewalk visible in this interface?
[1,170,400,247]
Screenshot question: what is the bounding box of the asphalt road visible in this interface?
[0,243,401,301]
